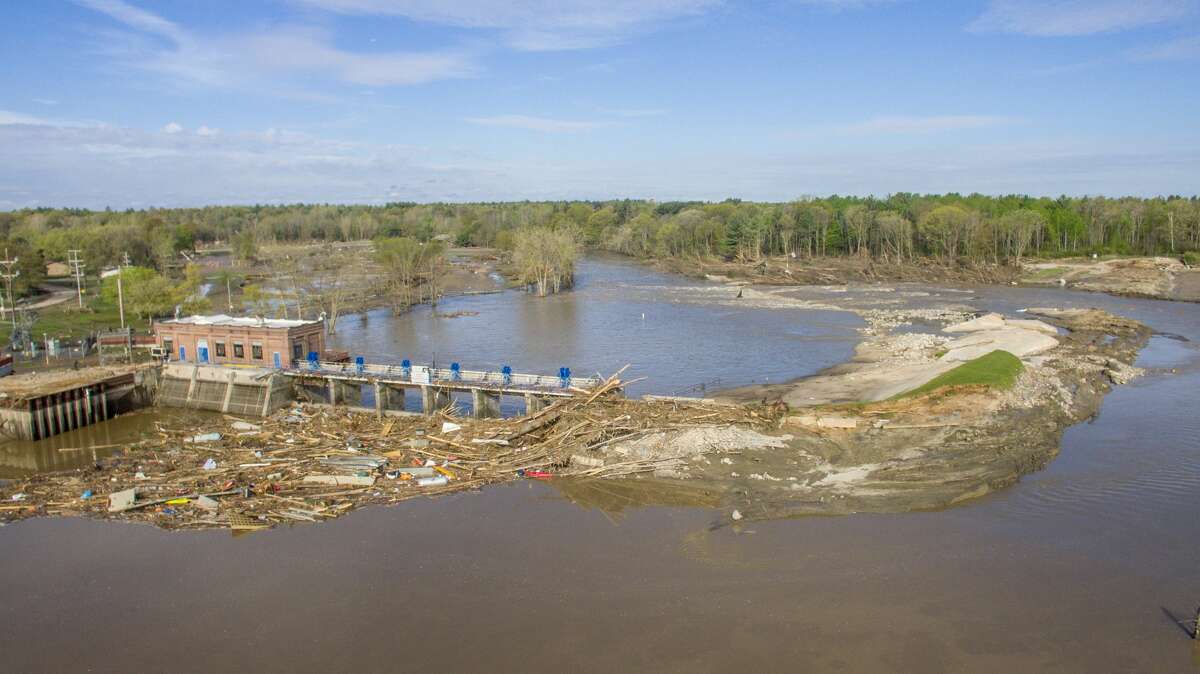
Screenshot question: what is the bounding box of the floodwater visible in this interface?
[0,408,221,480]
[326,256,864,398]
[3,259,1200,672]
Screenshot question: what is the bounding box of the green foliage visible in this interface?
[96,263,212,321]
[1184,251,1200,266]
[512,227,578,296]
[894,350,1024,400]
[241,283,271,316]
[99,266,176,320]
[373,236,446,311]
[0,239,46,297]
[0,195,1197,273]
[233,230,258,261]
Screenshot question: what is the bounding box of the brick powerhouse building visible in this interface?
[153,315,326,368]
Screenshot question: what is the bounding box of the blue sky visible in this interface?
[1,0,1198,208]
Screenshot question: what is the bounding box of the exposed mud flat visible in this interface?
[0,259,1155,528]
[658,251,1200,303]
[659,254,1020,288]
[605,287,1150,520]
[1021,256,1200,302]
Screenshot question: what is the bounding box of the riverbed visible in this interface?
[1,258,1198,672]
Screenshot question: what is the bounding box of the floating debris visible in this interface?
[0,368,780,531]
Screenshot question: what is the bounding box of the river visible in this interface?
[1,257,1198,672]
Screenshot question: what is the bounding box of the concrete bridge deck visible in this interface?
[281,361,604,417]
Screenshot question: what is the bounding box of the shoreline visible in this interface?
[644,252,1200,303]
[0,262,1157,528]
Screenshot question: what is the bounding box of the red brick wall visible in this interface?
[154,321,325,368]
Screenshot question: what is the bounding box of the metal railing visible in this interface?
[287,360,602,391]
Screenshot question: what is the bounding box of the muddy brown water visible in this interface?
[2,259,1200,672]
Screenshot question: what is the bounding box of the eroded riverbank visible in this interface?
[2,258,1200,672]
[656,252,1200,302]
[0,282,1151,528]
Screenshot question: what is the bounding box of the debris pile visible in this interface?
[0,371,780,531]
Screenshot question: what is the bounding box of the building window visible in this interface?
[292,340,303,361]
[215,342,226,357]
[233,342,244,358]
[163,338,173,356]
[252,344,263,360]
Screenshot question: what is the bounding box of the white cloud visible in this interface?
[969,0,1197,36]
[293,0,719,50]
[1130,34,1200,60]
[75,0,477,92]
[233,26,478,86]
[76,0,187,42]
[0,117,1197,207]
[32,98,59,106]
[0,118,514,207]
[0,110,51,126]
[838,115,1019,134]
[464,114,605,132]
[162,121,183,134]
[196,125,219,136]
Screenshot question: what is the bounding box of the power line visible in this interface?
[0,248,20,331]
[67,249,86,308]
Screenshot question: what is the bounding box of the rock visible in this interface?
[944,313,1006,333]
[731,509,743,521]
[1104,361,1143,385]
[1005,319,1059,336]
[941,329,1058,362]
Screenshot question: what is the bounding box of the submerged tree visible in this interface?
[512,227,578,296]
[374,236,447,313]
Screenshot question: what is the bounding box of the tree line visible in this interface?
[2,194,1198,297]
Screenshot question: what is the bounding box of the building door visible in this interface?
[273,352,282,369]
[179,346,186,361]
[197,339,209,364]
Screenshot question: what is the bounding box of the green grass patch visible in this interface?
[0,298,129,343]
[1022,266,1069,281]
[893,350,1024,400]
[1184,251,1200,266]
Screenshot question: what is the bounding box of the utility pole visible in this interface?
[117,272,126,330]
[67,249,86,308]
[0,248,19,331]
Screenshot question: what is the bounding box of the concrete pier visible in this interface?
[421,385,453,413]
[0,367,155,441]
[472,389,501,418]
[525,393,547,414]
